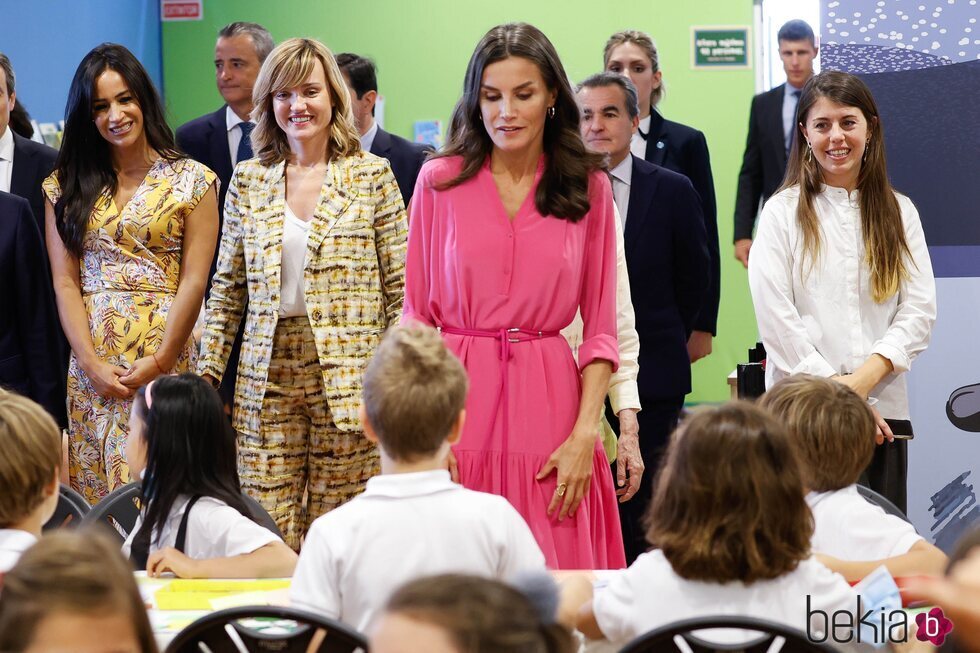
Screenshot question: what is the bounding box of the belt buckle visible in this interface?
[507,327,520,343]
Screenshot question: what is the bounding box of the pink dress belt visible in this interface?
[439,327,561,491]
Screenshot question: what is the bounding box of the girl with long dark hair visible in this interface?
[748,71,936,513]
[402,23,624,568]
[43,44,219,503]
[123,374,296,578]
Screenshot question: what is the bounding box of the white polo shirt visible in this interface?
[289,470,546,632]
[122,495,281,561]
[808,485,924,560]
[0,529,37,573]
[594,550,858,646]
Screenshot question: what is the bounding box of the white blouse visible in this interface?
[279,202,313,318]
[748,185,936,420]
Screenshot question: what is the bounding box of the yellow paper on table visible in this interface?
[154,579,291,611]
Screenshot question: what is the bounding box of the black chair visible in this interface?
[81,481,282,541]
[164,605,368,653]
[80,481,142,541]
[619,616,837,653]
[857,484,911,523]
[42,484,91,531]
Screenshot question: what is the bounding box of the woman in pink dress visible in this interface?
[403,22,625,569]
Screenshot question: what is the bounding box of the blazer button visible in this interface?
[312,309,323,321]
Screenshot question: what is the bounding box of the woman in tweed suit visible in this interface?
[199,38,407,548]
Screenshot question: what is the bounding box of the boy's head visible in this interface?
[759,374,875,492]
[0,389,61,528]
[361,325,468,462]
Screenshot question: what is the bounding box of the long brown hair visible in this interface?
[781,70,911,303]
[438,22,603,222]
[645,402,812,584]
[0,530,157,652]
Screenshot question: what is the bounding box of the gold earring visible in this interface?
[805,142,813,163]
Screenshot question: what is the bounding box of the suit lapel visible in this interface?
[771,85,788,170]
[9,134,33,198]
[255,162,286,300]
[624,156,656,260]
[307,157,354,254]
[644,112,668,166]
[369,127,391,157]
[208,107,234,182]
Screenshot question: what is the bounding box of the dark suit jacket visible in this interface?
[643,112,719,335]
[176,106,234,280]
[369,126,431,209]
[9,132,58,245]
[624,156,710,400]
[0,191,66,426]
[734,83,789,241]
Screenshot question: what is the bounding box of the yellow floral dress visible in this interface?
[43,158,217,504]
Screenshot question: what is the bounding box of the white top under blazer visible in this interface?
[748,185,936,420]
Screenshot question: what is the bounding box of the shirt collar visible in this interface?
[820,183,860,205]
[609,153,633,186]
[0,529,38,552]
[637,114,652,138]
[360,120,379,152]
[226,105,246,133]
[362,469,458,498]
[0,127,14,161]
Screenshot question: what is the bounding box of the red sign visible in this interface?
[162,0,202,21]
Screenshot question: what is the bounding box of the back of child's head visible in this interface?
[132,373,252,541]
[362,325,468,462]
[374,573,576,653]
[0,529,157,652]
[0,389,61,528]
[645,401,812,584]
[759,374,876,491]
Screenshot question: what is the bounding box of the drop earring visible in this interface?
[805,141,813,163]
[547,106,556,119]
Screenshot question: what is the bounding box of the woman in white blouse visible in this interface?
[748,71,935,514]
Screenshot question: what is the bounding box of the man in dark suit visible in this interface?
[0,191,65,427]
[176,22,273,412]
[335,53,431,207]
[733,19,817,267]
[578,73,710,563]
[0,53,58,244]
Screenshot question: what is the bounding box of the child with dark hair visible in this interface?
[122,373,296,578]
[573,402,858,646]
[760,374,946,580]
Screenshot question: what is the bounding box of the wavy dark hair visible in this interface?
[53,43,181,257]
[781,70,911,303]
[438,22,603,222]
[130,374,254,553]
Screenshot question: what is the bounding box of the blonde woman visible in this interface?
[749,71,936,514]
[199,38,407,548]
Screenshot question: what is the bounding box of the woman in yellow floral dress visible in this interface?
[43,44,219,503]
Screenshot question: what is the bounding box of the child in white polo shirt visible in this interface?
[290,325,546,632]
[760,374,947,580]
[0,390,60,573]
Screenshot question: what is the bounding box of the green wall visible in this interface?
[162,0,758,403]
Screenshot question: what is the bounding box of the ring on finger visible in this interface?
[556,482,567,497]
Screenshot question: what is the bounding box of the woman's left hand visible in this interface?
[147,547,200,578]
[119,356,166,389]
[536,428,597,521]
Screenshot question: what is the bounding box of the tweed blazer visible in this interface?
[198,151,407,435]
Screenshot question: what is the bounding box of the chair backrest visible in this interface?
[164,605,368,653]
[42,484,91,531]
[80,481,142,541]
[856,484,910,523]
[619,616,838,653]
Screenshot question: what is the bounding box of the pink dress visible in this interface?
[403,156,626,569]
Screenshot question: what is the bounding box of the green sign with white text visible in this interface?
[693,28,750,68]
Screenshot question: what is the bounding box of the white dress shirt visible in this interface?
[561,202,641,413]
[748,185,936,420]
[226,106,251,167]
[629,114,652,159]
[289,470,546,632]
[360,120,379,153]
[608,154,632,224]
[0,528,37,573]
[808,485,923,560]
[0,127,14,193]
[593,550,859,646]
[279,203,312,317]
[121,495,281,561]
